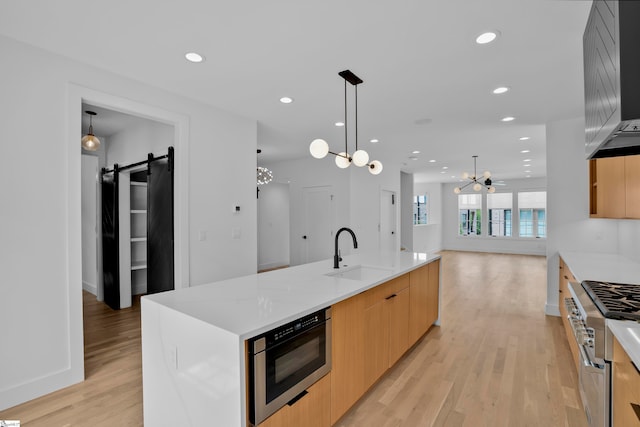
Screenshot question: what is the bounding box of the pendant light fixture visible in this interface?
[81,110,101,151]
[453,155,496,194]
[309,70,383,175]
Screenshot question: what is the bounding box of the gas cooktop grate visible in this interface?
[581,280,640,321]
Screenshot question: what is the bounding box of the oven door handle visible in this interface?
[578,342,604,373]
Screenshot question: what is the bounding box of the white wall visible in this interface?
[441,178,548,255]
[0,35,257,410]
[257,182,290,271]
[264,157,351,267]
[412,182,443,254]
[400,171,414,251]
[81,155,99,295]
[106,119,174,167]
[263,157,401,266]
[349,161,401,254]
[545,117,619,315]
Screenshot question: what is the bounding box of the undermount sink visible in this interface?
[325,265,393,281]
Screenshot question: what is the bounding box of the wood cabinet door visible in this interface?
[596,156,626,218]
[612,337,640,427]
[363,298,389,390]
[426,259,440,327]
[409,265,429,344]
[331,294,366,425]
[625,155,640,218]
[259,373,331,427]
[388,286,410,367]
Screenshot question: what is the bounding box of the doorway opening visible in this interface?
[70,84,190,385]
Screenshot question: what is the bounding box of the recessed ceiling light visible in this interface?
[523,159,532,162]
[429,159,436,163]
[519,136,530,141]
[185,52,204,63]
[280,97,293,104]
[412,150,420,154]
[335,122,344,127]
[451,175,456,178]
[492,86,510,94]
[501,116,515,122]
[523,164,531,167]
[409,156,418,160]
[476,31,499,45]
[525,170,532,173]
[521,149,530,153]
[442,166,448,170]
[370,139,379,143]
[440,171,446,174]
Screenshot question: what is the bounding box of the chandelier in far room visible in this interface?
[257,166,273,185]
[256,149,273,185]
[453,155,496,194]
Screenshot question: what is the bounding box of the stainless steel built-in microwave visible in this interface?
[247,307,332,425]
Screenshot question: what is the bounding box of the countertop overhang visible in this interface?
[142,251,440,340]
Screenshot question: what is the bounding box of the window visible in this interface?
[413,194,428,225]
[458,194,482,236]
[518,191,546,238]
[487,193,512,237]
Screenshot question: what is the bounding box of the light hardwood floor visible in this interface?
[1,251,587,426]
[0,292,143,426]
[334,251,587,427]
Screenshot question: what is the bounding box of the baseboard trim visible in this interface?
[545,302,560,317]
[0,366,82,411]
[82,281,97,296]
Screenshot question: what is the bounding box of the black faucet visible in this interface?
[334,227,358,268]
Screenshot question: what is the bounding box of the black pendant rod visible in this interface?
[355,84,358,151]
[101,148,172,175]
[344,79,348,156]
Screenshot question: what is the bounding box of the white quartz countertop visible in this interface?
[608,319,640,368]
[143,251,440,340]
[559,251,640,369]
[559,251,640,285]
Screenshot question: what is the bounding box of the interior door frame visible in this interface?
[379,188,398,252]
[66,84,190,383]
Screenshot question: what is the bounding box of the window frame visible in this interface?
[413,193,429,226]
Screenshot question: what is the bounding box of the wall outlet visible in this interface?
[198,230,207,241]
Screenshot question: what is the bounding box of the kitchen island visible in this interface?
[141,251,441,426]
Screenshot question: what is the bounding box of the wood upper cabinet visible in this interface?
[625,155,640,218]
[259,373,331,427]
[612,336,640,427]
[590,155,640,219]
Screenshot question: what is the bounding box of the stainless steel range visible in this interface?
[565,280,640,427]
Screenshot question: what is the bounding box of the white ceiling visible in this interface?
[0,0,592,183]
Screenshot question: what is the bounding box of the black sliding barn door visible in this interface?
[101,170,120,309]
[147,150,175,294]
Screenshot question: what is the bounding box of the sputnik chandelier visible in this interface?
[309,70,383,175]
[256,149,273,185]
[453,155,496,194]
